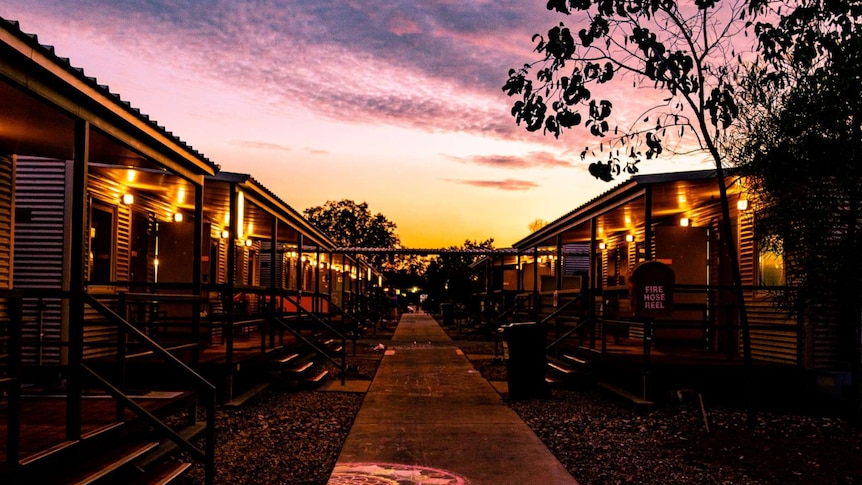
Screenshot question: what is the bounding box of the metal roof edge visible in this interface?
[0,16,219,175]
[213,171,335,249]
[512,169,720,248]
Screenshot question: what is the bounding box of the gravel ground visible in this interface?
[174,324,862,485]
[472,358,862,485]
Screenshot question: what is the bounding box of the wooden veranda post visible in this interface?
[67,118,89,441]
[225,183,238,401]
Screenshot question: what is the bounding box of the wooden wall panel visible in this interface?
[14,158,67,365]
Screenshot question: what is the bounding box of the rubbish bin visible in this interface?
[502,322,549,399]
[441,303,455,327]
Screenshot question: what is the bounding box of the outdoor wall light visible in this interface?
[680,217,690,227]
[625,234,635,242]
[244,239,253,247]
[122,193,134,205]
[221,230,230,239]
[173,212,183,222]
[598,242,607,250]
[737,199,749,211]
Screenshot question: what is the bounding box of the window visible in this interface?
[758,237,785,287]
[89,201,116,284]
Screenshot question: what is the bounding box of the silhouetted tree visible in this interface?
[528,218,548,233]
[304,199,399,269]
[425,239,495,310]
[733,0,862,424]
[504,0,758,425]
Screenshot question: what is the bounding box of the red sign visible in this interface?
[630,261,675,318]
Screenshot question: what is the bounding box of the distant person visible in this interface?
[387,289,398,322]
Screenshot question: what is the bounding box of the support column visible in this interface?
[225,183,238,402]
[268,218,277,348]
[296,234,304,299]
[314,246,321,314]
[192,183,203,369]
[556,234,563,290]
[67,118,89,440]
[532,246,539,294]
[644,185,653,261]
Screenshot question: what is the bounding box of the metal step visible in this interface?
[285,361,314,374]
[60,441,159,485]
[547,361,574,375]
[124,461,192,485]
[562,354,588,366]
[275,353,300,365]
[304,370,329,384]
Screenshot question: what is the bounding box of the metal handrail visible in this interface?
[541,283,805,364]
[272,315,345,385]
[275,293,346,385]
[84,293,216,485]
[540,293,583,326]
[491,292,534,328]
[546,316,593,352]
[323,296,363,353]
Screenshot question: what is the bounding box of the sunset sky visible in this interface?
[2,1,714,248]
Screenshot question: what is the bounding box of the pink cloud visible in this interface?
[449,151,572,169]
[448,178,539,191]
[388,14,422,36]
[234,140,293,152]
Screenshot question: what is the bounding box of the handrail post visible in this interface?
[7,293,22,468]
[341,336,346,386]
[117,293,127,422]
[643,317,653,401]
[796,288,805,368]
[205,386,216,485]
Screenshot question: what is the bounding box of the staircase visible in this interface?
[268,298,352,389]
[1,291,217,485]
[15,418,196,485]
[545,350,593,388]
[544,343,655,408]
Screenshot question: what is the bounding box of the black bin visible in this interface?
[441,303,455,327]
[502,322,549,399]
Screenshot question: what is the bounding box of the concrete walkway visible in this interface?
[327,313,579,485]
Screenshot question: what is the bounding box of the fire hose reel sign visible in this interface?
[630,261,674,318]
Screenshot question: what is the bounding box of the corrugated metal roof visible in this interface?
[211,171,335,248]
[512,169,720,248]
[1,17,219,173]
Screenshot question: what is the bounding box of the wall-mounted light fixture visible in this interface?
[737,199,749,211]
[237,192,245,238]
[173,212,184,222]
[244,239,253,247]
[625,234,635,242]
[122,193,134,205]
[221,229,230,239]
[680,217,690,227]
[598,242,607,250]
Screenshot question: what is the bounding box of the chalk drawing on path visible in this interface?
[328,462,468,485]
